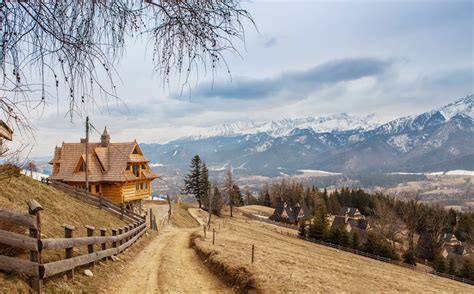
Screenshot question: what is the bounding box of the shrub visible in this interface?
[351,231,361,249]
[298,223,307,237]
[402,250,416,266]
[459,258,474,281]
[363,232,400,260]
[447,257,457,275]
[433,253,446,273]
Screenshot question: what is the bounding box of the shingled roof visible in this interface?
[0,120,13,141]
[49,128,158,183]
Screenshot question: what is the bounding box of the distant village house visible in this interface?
[269,202,312,225]
[48,127,158,211]
[331,207,370,233]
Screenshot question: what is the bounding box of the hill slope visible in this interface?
[193,211,472,292]
[0,171,127,292]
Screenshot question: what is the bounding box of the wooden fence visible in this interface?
[0,200,147,293]
[241,211,474,286]
[42,178,143,223]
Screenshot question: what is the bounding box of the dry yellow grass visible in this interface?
[194,214,473,293]
[0,173,127,292]
[237,205,275,217]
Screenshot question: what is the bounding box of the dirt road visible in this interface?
[113,205,231,293]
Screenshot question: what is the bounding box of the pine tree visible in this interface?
[232,183,243,206]
[308,207,328,240]
[433,253,446,273]
[211,186,223,216]
[352,231,361,249]
[459,258,474,280]
[224,168,235,217]
[299,223,307,237]
[199,163,210,209]
[447,257,457,275]
[402,250,416,266]
[184,155,203,208]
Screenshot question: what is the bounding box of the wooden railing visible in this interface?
[0,200,147,293]
[42,178,144,223]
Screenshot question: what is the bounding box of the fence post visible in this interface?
[124,226,129,243]
[213,228,215,245]
[64,224,75,279]
[27,200,43,294]
[100,228,107,262]
[149,208,153,229]
[121,203,124,220]
[111,228,118,251]
[251,244,255,264]
[203,225,206,238]
[86,225,95,267]
[99,196,103,209]
[118,228,123,246]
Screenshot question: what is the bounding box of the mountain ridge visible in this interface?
[141,94,474,177]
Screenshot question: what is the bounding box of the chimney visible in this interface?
[101,127,110,147]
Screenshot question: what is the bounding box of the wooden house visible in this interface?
[269,202,312,225]
[0,120,13,156]
[331,207,370,233]
[48,127,158,211]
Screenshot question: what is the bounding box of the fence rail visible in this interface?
[43,178,144,223]
[241,210,474,286]
[0,200,148,293]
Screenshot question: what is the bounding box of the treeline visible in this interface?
[183,155,243,216]
[260,179,474,280]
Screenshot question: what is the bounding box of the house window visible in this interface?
[126,165,131,171]
[78,161,86,172]
[132,165,139,177]
[144,182,147,189]
[141,164,146,170]
[136,183,140,190]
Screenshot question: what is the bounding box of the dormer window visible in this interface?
[132,164,139,177]
[74,155,87,173]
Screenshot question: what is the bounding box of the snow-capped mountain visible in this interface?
[141,95,474,176]
[183,113,380,140]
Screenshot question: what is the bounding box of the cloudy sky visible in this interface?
[16,0,474,157]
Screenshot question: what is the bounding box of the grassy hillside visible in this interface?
[193,212,473,292]
[0,171,127,292]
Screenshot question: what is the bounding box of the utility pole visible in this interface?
[85,116,89,192]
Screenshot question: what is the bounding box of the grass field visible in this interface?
[237,205,275,217]
[0,172,127,292]
[193,209,473,293]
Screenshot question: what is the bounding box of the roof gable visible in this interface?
[49,140,158,183]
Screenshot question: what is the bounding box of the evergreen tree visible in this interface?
[232,183,244,206]
[263,189,272,207]
[328,225,349,246]
[433,253,446,273]
[402,250,416,266]
[351,231,361,249]
[299,223,307,237]
[224,168,235,217]
[200,163,210,209]
[363,232,400,260]
[447,257,457,276]
[459,258,474,280]
[184,155,203,208]
[211,186,224,216]
[308,208,328,240]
